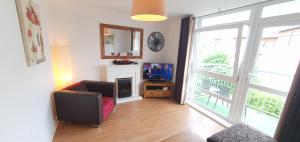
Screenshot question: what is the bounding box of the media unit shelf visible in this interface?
[143,81,174,98]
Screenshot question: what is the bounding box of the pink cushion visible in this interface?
[102,97,115,120]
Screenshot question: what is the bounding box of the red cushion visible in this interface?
[102,97,115,120]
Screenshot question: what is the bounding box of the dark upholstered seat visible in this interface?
[54,80,116,126]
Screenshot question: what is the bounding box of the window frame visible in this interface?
[186,0,300,134]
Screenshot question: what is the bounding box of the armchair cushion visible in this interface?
[82,80,116,104]
[102,97,115,120]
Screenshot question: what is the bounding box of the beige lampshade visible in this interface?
[131,0,167,21]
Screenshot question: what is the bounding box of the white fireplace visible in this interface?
[103,64,143,104]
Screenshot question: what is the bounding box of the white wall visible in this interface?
[0,0,56,142]
[48,2,179,82]
[164,17,182,79]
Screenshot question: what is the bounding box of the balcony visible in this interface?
[188,71,286,136]
[189,73,233,116]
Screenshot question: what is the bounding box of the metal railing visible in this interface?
[192,71,286,118]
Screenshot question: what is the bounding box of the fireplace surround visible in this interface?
[102,64,143,103]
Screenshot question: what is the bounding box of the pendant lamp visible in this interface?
[131,0,167,21]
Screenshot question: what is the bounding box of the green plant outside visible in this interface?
[202,52,231,76]
[203,52,229,65]
[200,52,234,95]
[246,89,285,118]
[197,52,284,118]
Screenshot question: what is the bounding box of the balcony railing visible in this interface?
[191,69,287,119]
[199,63,233,76]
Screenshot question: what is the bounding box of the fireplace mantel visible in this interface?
[103,64,143,103]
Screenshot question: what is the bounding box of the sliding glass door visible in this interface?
[242,23,300,136]
[186,0,300,136]
[188,25,249,118]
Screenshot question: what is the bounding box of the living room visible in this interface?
[1,0,300,142]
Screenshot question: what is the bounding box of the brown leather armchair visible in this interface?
[54,80,116,126]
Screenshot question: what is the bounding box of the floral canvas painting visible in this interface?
[16,0,46,67]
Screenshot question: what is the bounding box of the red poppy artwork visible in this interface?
[16,0,46,67]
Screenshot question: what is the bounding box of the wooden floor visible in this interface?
[53,99,224,142]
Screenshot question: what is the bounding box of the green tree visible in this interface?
[202,52,231,76]
[203,52,229,65]
[200,52,234,94]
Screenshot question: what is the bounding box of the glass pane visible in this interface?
[250,25,300,92]
[188,74,235,117]
[201,10,251,27]
[262,1,300,18]
[242,88,286,136]
[195,28,238,76]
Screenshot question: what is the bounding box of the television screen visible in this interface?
[143,63,173,81]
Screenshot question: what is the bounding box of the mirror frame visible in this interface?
[100,23,144,59]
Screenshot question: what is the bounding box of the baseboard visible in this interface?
[50,120,58,142]
[117,96,143,104]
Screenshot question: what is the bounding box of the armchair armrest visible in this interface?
[54,90,103,125]
[82,80,116,104]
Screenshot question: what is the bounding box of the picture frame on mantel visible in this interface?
[15,0,46,67]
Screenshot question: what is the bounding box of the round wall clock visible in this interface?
[147,32,165,52]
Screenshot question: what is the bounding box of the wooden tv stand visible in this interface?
[143,81,174,98]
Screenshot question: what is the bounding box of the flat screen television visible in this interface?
[143,63,173,81]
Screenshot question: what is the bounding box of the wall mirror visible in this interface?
[100,23,143,59]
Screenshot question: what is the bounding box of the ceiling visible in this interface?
[54,0,268,17]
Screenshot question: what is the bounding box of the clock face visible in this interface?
[147,32,165,52]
